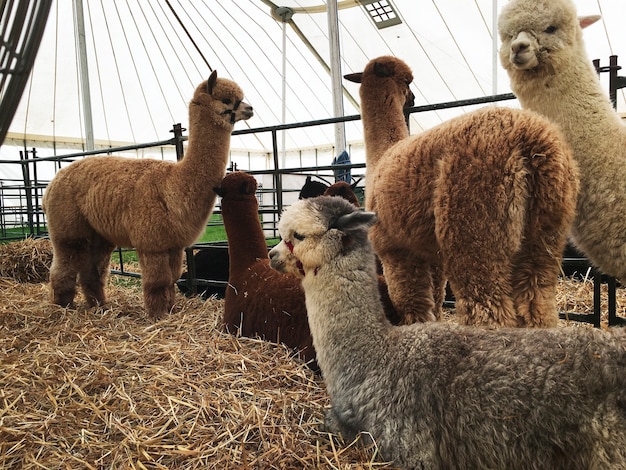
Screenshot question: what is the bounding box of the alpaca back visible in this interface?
[369,106,578,262]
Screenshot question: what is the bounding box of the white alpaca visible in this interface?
[43,71,253,319]
[498,0,626,281]
[269,195,626,470]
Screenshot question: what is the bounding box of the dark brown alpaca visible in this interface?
[216,172,316,367]
[216,171,401,368]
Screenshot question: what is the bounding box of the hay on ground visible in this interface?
[0,277,393,469]
[0,254,625,468]
[0,238,52,283]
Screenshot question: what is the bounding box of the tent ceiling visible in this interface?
[2,0,625,157]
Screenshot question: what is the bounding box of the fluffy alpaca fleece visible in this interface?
[498,0,626,281]
[345,56,579,327]
[269,196,626,470]
[217,171,400,367]
[215,171,316,366]
[42,71,253,319]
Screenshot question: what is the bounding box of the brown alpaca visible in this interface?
[217,171,400,368]
[216,171,316,366]
[42,71,253,319]
[345,56,579,327]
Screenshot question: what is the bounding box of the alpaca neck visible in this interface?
[360,94,409,170]
[222,199,269,269]
[301,253,390,385]
[170,107,233,224]
[511,53,623,166]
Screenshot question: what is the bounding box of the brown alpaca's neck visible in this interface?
[222,199,269,271]
[171,107,233,218]
[360,93,409,170]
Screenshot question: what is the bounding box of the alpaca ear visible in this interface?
[213,185,225,197]
[344,72,363,83]
[579,15,601,29]
[207,70,218,95]
[333,210,377,233]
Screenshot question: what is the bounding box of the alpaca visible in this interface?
[344,56,579,327]
[216,171,401,367]
[298,175,329,199]
[42,71,253,319]
[269,196,626,470]
[498,0,626,282]
[215,171,316,366]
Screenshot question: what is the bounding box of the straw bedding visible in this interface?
[0,239,624,469]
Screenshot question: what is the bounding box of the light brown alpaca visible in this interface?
[42,71,253,319]
[345,56,579,327]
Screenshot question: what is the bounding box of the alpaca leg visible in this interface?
[166,248,184,307]
[138,250,174,319]
[48,239,84,307]
[430,264,446,320]
[440,236,520,327]
[78,236,115,307]
[511,236,562,328]
[379,251,437,324]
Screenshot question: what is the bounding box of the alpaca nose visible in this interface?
[240,101,254,118]
[511,32,531,54]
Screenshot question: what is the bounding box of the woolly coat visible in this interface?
[498,0,626,281]
[42,72,252,318]
[347,56,579,327]
[270,196,626,470]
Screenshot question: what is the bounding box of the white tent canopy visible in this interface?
[2,0,625,174]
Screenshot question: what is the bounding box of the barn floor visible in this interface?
[0,269,624,469]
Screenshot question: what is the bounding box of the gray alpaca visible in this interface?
[269,195,626,470]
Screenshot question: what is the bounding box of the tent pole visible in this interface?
[72,0,95,151]
[327,0,346,155]
[492,0,498,96]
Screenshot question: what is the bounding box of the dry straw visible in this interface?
[0,238,52,283]
[0,278,392,469]
[0,243,624,468]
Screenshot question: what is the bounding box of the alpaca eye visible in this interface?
[544,25,557,34]
[293,232,305,241]
[222,98,232,105]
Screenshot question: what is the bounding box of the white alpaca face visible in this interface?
[269,197,377,278]
[268,198,337,278]
[497,0,582,73]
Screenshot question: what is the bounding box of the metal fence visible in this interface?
[1,91,622,327]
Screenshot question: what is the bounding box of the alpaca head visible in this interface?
[214,171,258,201]
[190,70,254,129]
[323,181,360,207]
[269,196,376,278]
[344,55,415,109]
[498,0,600,75]
[298,176,329,199]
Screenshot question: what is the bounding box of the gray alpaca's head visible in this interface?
[190,70,254,128]
[498,0,600,74]
[269,196,377,278]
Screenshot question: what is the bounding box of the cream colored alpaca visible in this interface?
[345,56,579,327]
[42,71,253,318]
[499,0,626,281]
